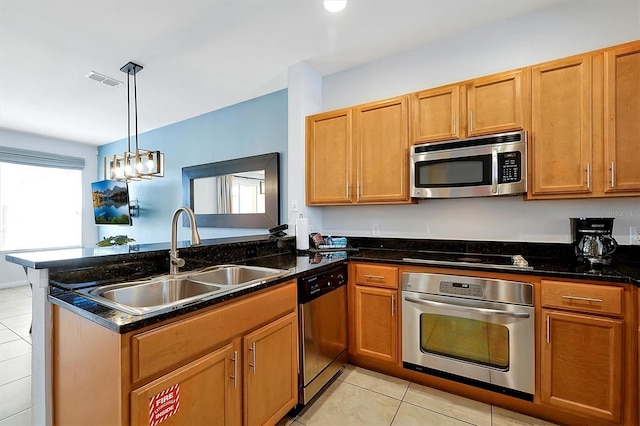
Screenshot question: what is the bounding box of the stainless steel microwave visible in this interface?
[410,131,527,198]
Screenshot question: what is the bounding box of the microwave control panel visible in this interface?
[498,152,522,183]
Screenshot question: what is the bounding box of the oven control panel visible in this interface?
[440,281,483,298]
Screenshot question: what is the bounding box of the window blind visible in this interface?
[0,146,85,170]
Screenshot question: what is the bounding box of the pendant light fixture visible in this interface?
[104,61,165,182]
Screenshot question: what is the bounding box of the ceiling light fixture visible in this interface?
[104,61,164,182]
[323,0,347,13]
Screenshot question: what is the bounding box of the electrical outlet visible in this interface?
[630,226,640,245]
[291,200,298,212]
[372,222,380,236]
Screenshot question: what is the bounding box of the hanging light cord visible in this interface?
[126,71,131,153]
[134,70,139,153]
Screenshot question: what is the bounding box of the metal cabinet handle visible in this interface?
[491,148,498,194]
[248,341,256,375]
[391,294,395,317]
[404,296,530,318]
[470,110,474,133]
[452,114,457,136]
[610,161,616,188]
[230,350,238,388]
[546,315,550,344]
[363,274,385,279]
[562,295,603,303]
[586,163,591,190]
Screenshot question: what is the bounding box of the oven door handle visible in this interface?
[404,296,530,318]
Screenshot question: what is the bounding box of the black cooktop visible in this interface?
[402,251,533,271]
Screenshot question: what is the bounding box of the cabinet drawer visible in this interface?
[131,281,296,383]
[355,264,398,289]
[541,280,623,316]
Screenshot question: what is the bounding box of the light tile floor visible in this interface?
[0,285,32,426]
[0,285,558,426]
[284,365,560,426]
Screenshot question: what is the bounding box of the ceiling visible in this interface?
[0,0,570,146]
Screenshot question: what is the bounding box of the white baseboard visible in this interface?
[0,280,29,290]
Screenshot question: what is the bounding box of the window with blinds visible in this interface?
[0,147,84,252]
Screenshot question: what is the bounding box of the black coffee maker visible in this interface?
[570,218,618,266]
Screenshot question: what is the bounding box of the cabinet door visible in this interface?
[354,96,411,204]
[530,56,593,196]
[306,109,353,205]
[604,42,640,193]
[352,285,398,363]
[412,85,461,143]
[244,312,298,426]
[467,69,528,136]
[540,309,622,423]
[131,342,240,426]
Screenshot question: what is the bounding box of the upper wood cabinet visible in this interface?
[306,96,412,206]
[412,84,461,143]
[529,55,593,197]
[467,69,529,137]
[412,69,529,144]
[528,40,640,199]
[603,42,640,194]
[354,97,411,204]
[305,108,353,205]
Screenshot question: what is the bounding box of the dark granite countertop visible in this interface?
[350,248,640,284]
[8,235,638,334]
[46,249,347,334]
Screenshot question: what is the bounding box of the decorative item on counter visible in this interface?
[310,232,324,248]
[295,215,309,250]
[96,235,135,247]
[318,236,347,249]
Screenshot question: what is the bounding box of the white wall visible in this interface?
[0,129,98,287]
[289,0,640,245]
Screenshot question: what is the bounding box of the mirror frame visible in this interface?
[182,152,280,228]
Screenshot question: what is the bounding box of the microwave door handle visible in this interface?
[491,148,498,194]
[404,296,530,319]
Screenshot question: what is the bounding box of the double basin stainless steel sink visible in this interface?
[78,264,290,317]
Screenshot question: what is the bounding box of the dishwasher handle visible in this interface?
[404,296,530,319]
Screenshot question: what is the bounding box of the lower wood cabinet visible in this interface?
[131,342,239,426]
[243,312,298,426]
[351,285,398,363]
[539,279,627,424]
[53,280,298,426]
[348,263,399,365]
[540,309,623,422]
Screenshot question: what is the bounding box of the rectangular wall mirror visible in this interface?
[182,152,279,228]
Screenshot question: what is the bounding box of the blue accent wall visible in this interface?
[97,89,288,244]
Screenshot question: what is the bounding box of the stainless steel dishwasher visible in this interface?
[298,263,348,404]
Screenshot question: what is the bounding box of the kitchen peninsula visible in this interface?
[6,235,640,425]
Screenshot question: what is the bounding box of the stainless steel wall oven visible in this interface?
[402,272,534,400]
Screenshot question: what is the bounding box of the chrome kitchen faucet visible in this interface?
[169,206,201,274]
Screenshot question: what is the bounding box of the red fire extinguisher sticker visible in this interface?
[149,383,180,426]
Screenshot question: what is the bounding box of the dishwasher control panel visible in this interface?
[298,264,348,304]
